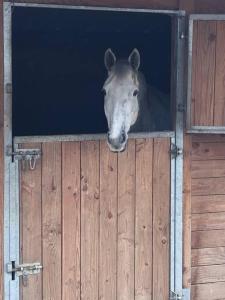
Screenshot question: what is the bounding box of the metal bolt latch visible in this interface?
[7,262,43,287]
[6,147,42,170]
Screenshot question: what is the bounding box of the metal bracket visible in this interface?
[7,262,43,287]
[6,147,42,170]
[170,291,183,300]
[170,143,183,159]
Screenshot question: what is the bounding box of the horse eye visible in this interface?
[133,90,139,97]
[102,89,106,96]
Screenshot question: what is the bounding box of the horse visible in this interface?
[103,48,170,152]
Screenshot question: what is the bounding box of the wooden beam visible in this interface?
[14,0,179,9]
[183,135,192,289]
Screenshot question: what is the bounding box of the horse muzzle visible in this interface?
[107,132,127,152]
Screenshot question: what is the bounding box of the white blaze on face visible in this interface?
[104,74,139,151]
[103,49,141,152]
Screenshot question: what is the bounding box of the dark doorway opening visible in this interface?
[12,6,172,136]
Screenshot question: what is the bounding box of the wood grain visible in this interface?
[117,140,135,300]
[191,21,198,125]
[192,142,225,161]
[81,141,100,300]
[192,195,225,214]
[20,144,42,300]
[192,212,225,231]
[192,177,225,196]
[42,143,62,300]
[62,142,81,300]
[99,141,117,300]
[192,247,225,267]
[192,160,225,178]
[183,135,192,289]
[192,21,216,126]
[192,264,225,284]
[214,21,225,126]
[135,139,153,300]
[152,138,170,300]
[192,134,225,143]
[14,0,179,9]
[195,0,225,13]
[191,282,225,300]
[192,230,225,249]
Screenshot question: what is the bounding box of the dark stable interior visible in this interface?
[12,7,172,136]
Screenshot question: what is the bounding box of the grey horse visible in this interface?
[103,48,170,152]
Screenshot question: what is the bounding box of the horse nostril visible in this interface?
[120,132,126,144]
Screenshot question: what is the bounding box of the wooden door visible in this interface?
[19,138,171,300]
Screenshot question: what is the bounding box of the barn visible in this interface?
[1,1,225,300]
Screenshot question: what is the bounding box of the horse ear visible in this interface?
[104,49,116,71]
[128,49,140,71]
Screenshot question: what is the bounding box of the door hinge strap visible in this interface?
[170,143,183,159]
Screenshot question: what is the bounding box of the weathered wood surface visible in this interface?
[135,139,153,299]
[192,134,225,143]
[192,247,225,266]
[192,177,225,196]
[13,0,179,9]
[152,138,170,300]
[192,195,225,214]
[99,141,117,300]
[214,22,225,126]
[192,212,225,231]
[81,141,100,300]
[191,21,216,126]
[20,144,42,300]
[192,142,225,160]
[62,142,81,300]
[191,20,225,127]
[190,137,225,299]
[192,160,225,178]
[18,138,170,299]
[117,140,135,300]
[192,264,225,284]
[42,143,62,300]
[183,135,192,289]
[192,230,225,249]
[191,282,225,300]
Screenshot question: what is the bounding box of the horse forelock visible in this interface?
[104,61,139,88]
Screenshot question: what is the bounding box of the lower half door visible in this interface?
[19,138,171,300]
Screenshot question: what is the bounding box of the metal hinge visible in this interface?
[6,147,42,170]
[170,291,183,300]
[7,262,43,287]
[170,143,183,159]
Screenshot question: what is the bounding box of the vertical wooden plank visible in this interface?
[192,21,216,126]
[99,141,117,300]
[152,138,170,300]
[135,139,153,300]
[81,141,99,300]
[62,142,80,300]
[191,21,198,125]
[20,143,42,300]
[42,142,62,300]
[214,21,225,126]
[183,135,192,289]
[117,140,135,300]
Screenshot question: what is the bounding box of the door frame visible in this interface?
[3,2,185,299]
